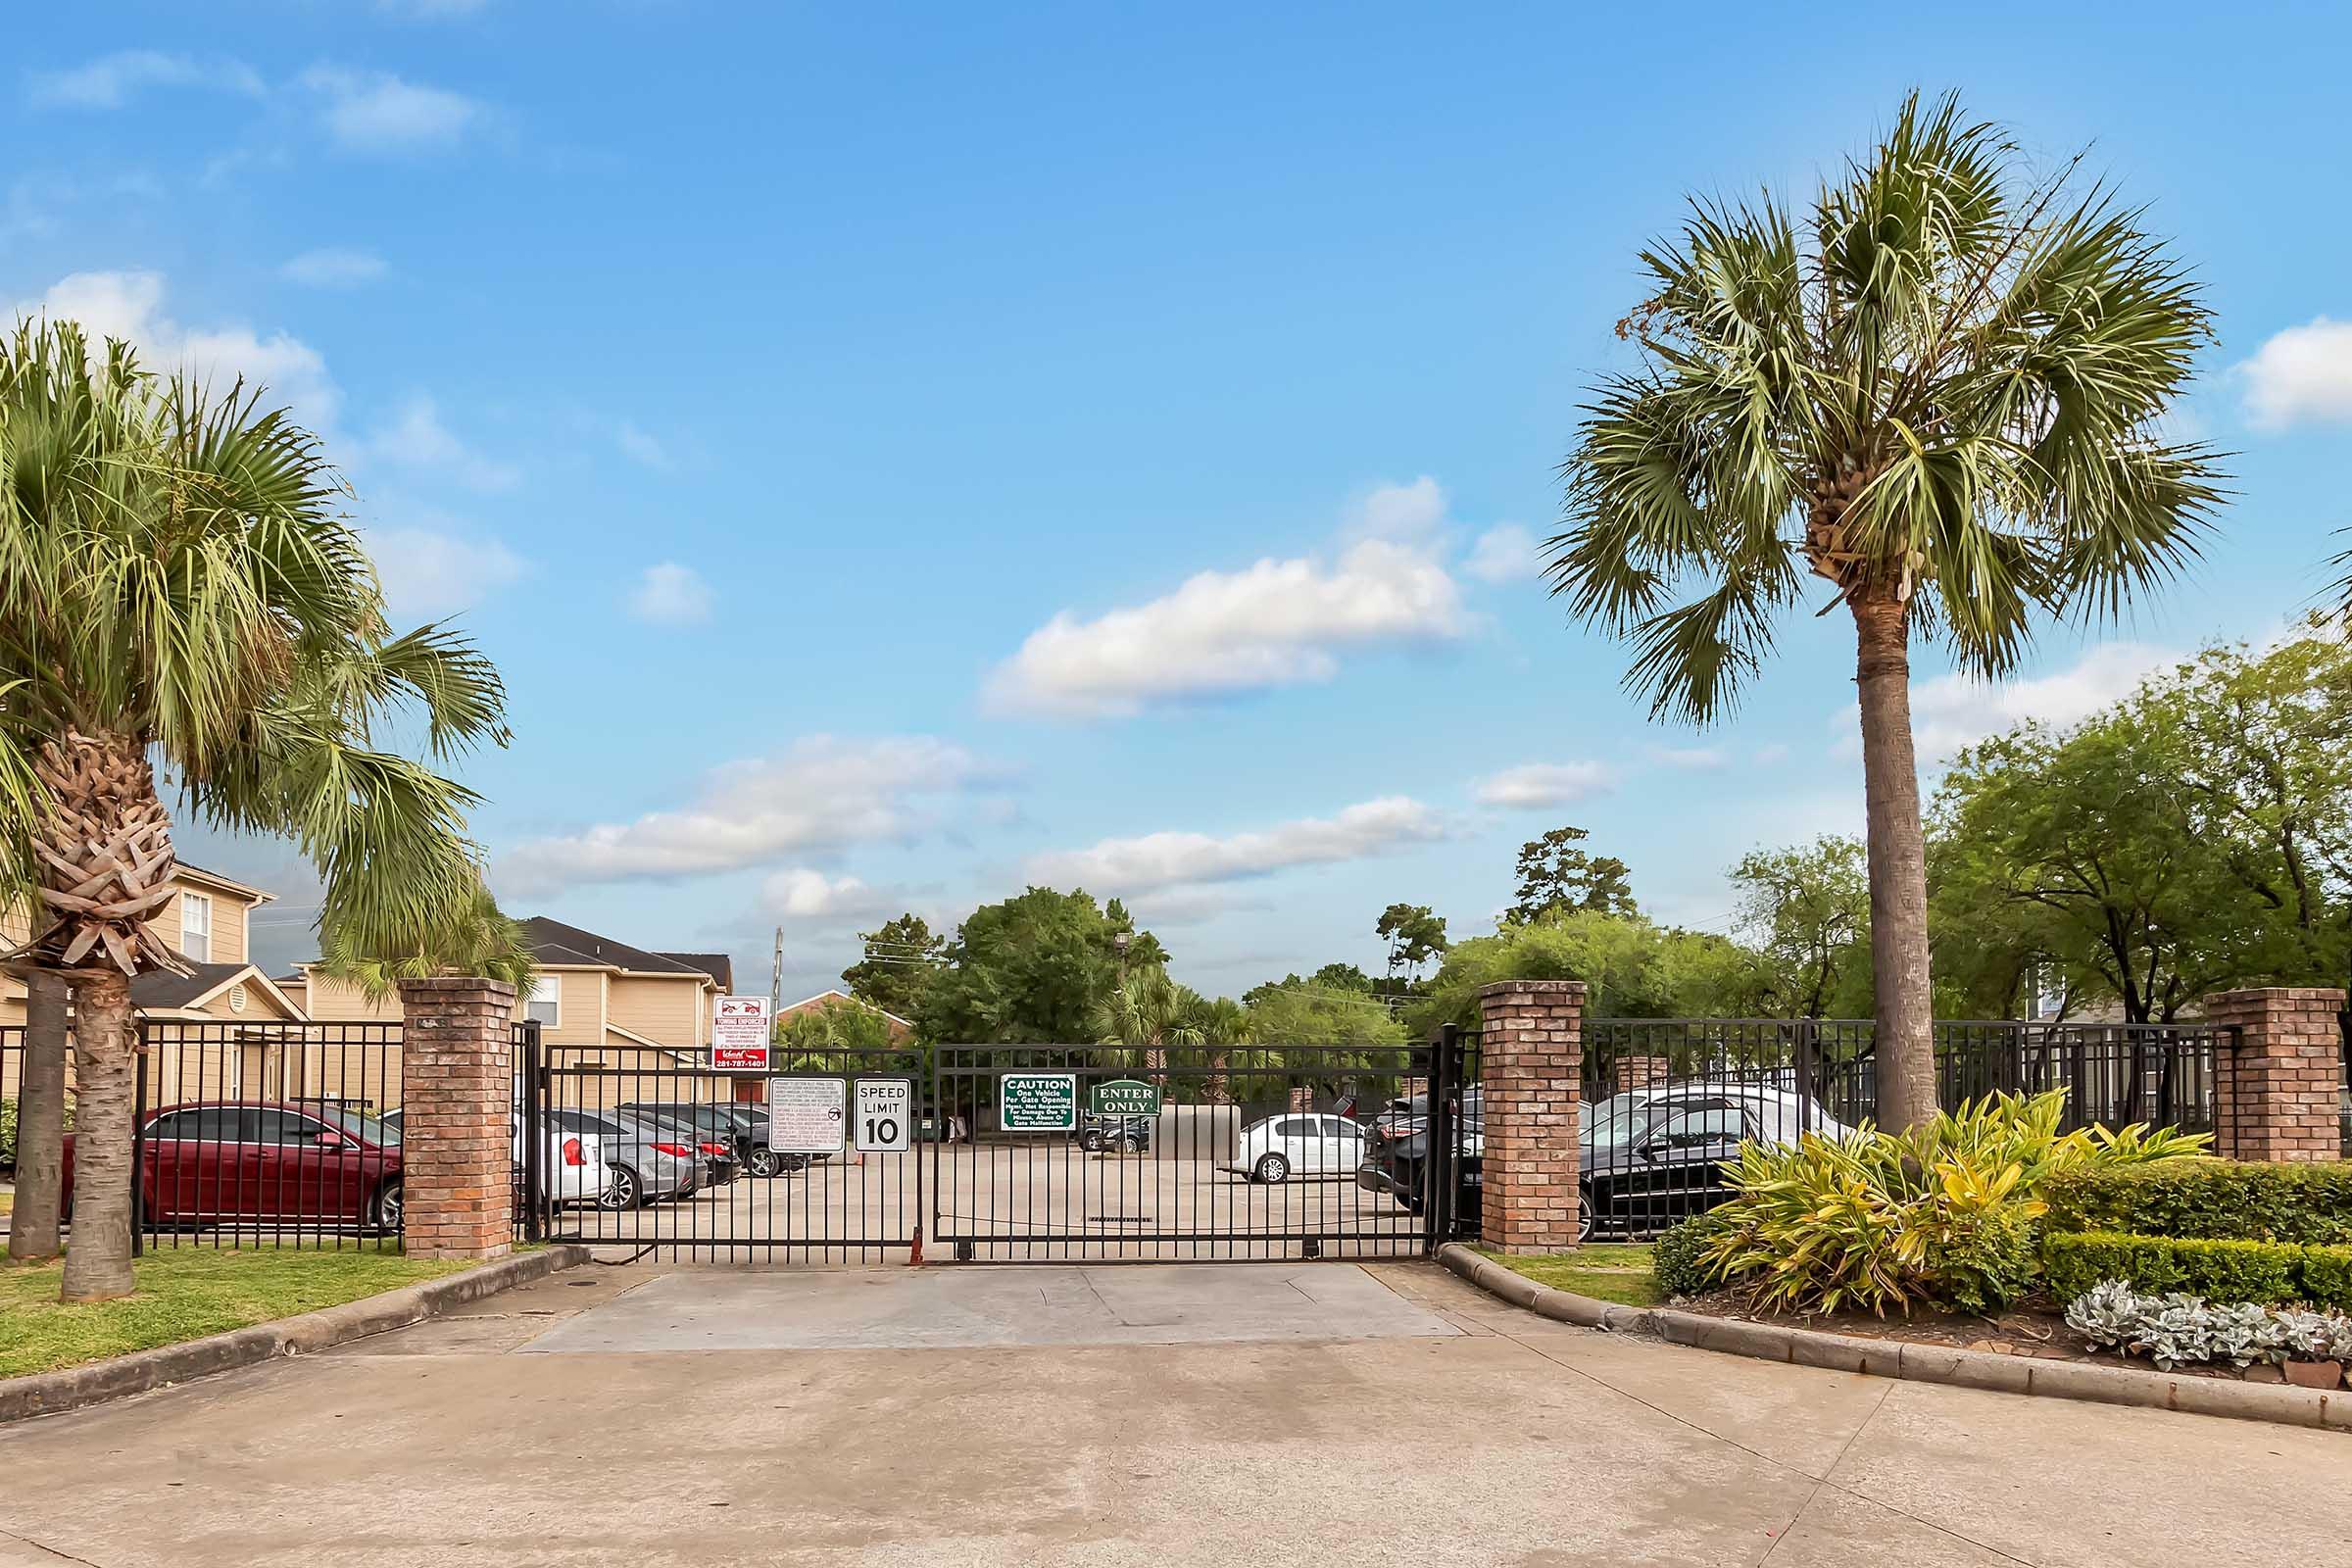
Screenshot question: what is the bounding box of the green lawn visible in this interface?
[1,1243,474,1380]
[1484,1244,1661,1307]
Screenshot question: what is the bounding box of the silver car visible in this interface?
[555,1108,700,1208]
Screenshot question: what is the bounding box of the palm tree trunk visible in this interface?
[5,969,71,1263]
[1851,594,1937,1131]
[58,973,139,1301]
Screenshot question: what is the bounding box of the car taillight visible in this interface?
[652,1141,692,1158]
[699,1142,728,1157]
[562,1137,586,1167]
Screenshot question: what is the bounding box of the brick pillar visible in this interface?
[2203,989,2346,1163]
[396,976,517,1259]
[1478,979,1585,1254]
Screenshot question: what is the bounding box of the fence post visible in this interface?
[1476,980,1585,1254]
[2202,989,2346,1162]
[396,976,517,1260]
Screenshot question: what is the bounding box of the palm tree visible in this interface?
[1092,966,1202,1081]
[1544,93,2223,1128]
[0,321,511,1301]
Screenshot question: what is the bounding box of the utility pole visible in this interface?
[768,926,784,1016]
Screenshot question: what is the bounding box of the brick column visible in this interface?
[1613,1054,1669,1095]
[396,976,517,1259]
[1478,979,1585,1253]
[2203,988,2346,1163]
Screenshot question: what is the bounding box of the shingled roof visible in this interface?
[519,916,714,977]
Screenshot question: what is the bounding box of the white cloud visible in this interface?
[759,868,883,922]
[300,66,480,152]
[629,563,713,626]
[498,737,986,896]
[2237,318,2352,429]
[614,421,670,468]
[365,395,518,491]
[989,538,1467,717]
[1463,523,1542,584]
[363,514,526,619]
[1472,761,1617,808]
[1648,745,1729,771]
[1753,743,1792,766]
[28,51,262,110]
[11,270,339,434]
[1343,475,1448,543]
[1027,797,1447,895]
[281,247,388,288]
[1833,642,2176,765]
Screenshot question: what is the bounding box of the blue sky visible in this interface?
[9,2,2351,1001]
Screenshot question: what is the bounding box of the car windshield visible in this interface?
[318,1106,400,1147]
[1583,1095,1662,1149]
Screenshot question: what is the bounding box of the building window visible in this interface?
[523,982,560,1028]
[179,892,212,962]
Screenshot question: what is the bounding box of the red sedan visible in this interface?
[64,1101,405,1233]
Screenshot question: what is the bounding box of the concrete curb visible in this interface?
[1436,1242,2350,1433]
[1,1244,590,1426]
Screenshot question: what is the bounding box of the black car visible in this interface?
[1077,1114,1152,1153]
[1357,1088,1762,1242]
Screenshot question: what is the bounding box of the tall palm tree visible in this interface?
[0,321,511,1301]
[1544,93,2223,1128]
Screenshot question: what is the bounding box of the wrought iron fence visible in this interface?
[1582,1017,2228,1137]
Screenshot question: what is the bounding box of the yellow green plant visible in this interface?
[1697,1089,2207,1316]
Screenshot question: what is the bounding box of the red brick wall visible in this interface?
[1477,979,1586,1254]
[2204,988,2346,1163]
[396,976,517,1260]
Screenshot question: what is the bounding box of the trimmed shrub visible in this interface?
[2043,1231,2352,1311]
[0,1096,15,1170]
[1653,1211,1728,1299]
[2042,1160,2352,1246]
[2301,1245,2352,1310]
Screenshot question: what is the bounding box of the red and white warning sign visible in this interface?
[710,995,771,1072]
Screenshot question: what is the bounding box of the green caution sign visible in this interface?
[1000,1072,1078,1133]
[1091,1078,1162,1117]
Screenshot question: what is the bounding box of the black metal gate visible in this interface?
[520,1039,926,1262]
[929,1040,1451,1261]
[515,1036,1479,1263]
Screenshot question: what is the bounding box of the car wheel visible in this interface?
[1577,1183,1595,1245]
[1079,1129,1106,1152]
[1253,1152,1291,1184]
[748,1146,782,1178]
[598,1163,642,1210]
[371,1179,405,1234]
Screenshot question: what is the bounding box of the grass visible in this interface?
[0,1242,474,1381]
[1484,1243,1662,1307]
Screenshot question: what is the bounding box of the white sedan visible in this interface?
[1225,1112,1369,1183]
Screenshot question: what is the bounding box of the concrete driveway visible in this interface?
[1,1260,2343,1567]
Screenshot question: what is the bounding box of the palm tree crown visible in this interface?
[1547,90,2224,723]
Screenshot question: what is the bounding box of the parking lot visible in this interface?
[549,1144,1427,1261]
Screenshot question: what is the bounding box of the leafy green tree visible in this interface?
[0,322,510,1301]
[1930,629,2352,1020]
[775,995,910,1072]
[1509,827,1637,922]
[1374,902,1449,982]
[1408,907,1709,1033]
[1544,93,2223,1125]
[916,887,1160,1044]
[317,875,534,997]
[840,913,945,1019]
[1930,715,2259,1021]
[1730,837,1873,1017]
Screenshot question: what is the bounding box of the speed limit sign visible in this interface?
[854,1077,913,1152]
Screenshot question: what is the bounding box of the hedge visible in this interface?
[2040,1161,2352,1246]
[2043,1231,2352,1311]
